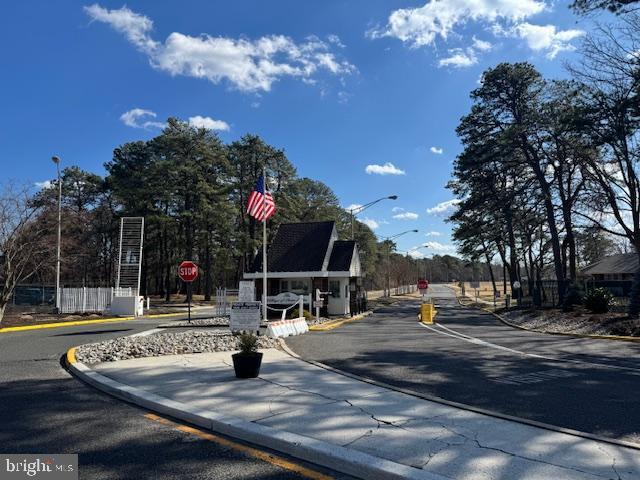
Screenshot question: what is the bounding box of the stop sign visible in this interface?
[418,279,429,290]
[178,261,199,282]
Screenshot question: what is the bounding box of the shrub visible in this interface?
[584,288,613,314]
[562,283,584,312]
[286,307,313,320]
[237,332,259,355]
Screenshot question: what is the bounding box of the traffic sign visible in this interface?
[178,261,199,283]
[417,279,429,290]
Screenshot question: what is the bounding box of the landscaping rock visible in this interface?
[75,330,279,364]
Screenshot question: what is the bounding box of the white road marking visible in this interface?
[419,322,640,374]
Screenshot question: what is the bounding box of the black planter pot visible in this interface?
[232,352,263,378]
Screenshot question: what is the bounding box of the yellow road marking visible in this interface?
[143,413,333,480]
[0,312,189,334]
[309,311,372,332]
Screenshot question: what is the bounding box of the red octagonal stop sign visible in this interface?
[178,261,199,282]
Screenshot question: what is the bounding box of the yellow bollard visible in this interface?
[420,303,436,324]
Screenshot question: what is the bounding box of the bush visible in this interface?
[286,308,313,320]
[237,332,259,355]
[562,283,584,312]
[584,288,613,314]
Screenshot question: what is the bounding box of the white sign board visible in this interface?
[230,301,261,331]
[238,281,255,301]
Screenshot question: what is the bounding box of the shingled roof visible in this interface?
[249,221,335,273]
[328,241,356,271]
[582,253,639,276]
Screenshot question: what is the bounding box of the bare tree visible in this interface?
[0,183,51,324]
[568,17,640,314]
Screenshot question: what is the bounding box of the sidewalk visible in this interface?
[79,349,639,480]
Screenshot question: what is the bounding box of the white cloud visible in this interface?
[35,180,52,190]
[371,0,545,47]
[426,198,461,216]
[85,4,355,92]
[188,115,230,131]
[84,3,158,52]
[423,241,456,252]
[120,108,165,129]
[407,248,426,259]
[365,162,406,175]
[393,212,419,220]
[430,146,443,154]
[425,231,442,237]
[361,218,380,230]
[438,48,477,68]
[345,203,363,212]
[327,34,345,48]
[510,23,584,59]
[472,37,493,51]
[392,206,404,213]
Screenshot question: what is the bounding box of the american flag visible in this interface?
[246,175,276,222]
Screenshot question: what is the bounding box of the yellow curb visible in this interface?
[0,312,188,334]
[66,347,77,365]
[144,413,333,480]
[454,294,640,344]
[309,311,372,331]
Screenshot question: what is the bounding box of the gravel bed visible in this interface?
[501,309,639,336]
[158,317,230,328]
[75,330,280,364]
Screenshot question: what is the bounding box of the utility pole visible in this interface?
[52,156,62,314]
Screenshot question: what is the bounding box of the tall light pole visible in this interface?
[379,229,418,297]
[52,156,62,314]
[349,195,398,239]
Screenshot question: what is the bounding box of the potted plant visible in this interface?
[232,332,263,378]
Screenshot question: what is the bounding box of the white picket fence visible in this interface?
[214,287,237,316]
[59,287,133,314]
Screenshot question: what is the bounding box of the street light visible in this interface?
[378,229,418,297]
[52,155,61,314]
[349,195,398,239]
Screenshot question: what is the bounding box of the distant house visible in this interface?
[243,221,363,316]
[581,253,638,281]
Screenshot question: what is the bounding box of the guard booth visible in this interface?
[243,221,363,318]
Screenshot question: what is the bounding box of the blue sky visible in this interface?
[0,1,610,257]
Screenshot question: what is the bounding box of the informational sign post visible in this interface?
[178,260,198,323]
[238,281,255,302]
[230,301,261,332]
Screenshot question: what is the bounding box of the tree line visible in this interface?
[449,14,640,313]
[2,119,455,323]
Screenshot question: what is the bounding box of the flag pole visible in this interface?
[262,167,268,324]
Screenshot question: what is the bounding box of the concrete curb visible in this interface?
[64,348,446,480]
[278,341,640,452]
[309,311,373,332]
[0,312,202,334]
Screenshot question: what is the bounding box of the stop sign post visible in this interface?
[418,279,429,300]
[178,261,199,322]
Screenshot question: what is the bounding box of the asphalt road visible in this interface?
[287,284,640,444]
[0,315,341,480]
